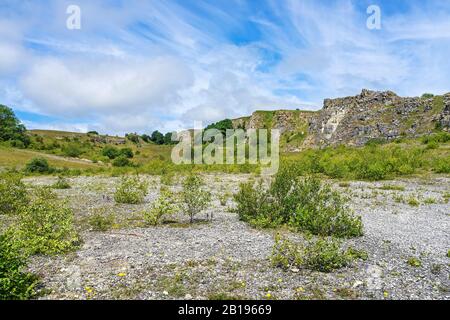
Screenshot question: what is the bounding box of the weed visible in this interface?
[114,176,149,204]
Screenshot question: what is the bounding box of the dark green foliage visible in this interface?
[421,93,434,99]
[0,105,30,147]
[0,234,38,300]
[205,119,234,135]
[141,134,152,143]
[151,131,165,145]
[119,148,134,158]
[25,157,52,174]
[0,174,28,215]
[164,132,175,145]
[87,131,99,135]
[102,146,120,159]
[112,156,132,167]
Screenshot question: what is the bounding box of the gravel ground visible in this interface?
[19,174,450,300]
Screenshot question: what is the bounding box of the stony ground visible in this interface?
[17,174,450,300]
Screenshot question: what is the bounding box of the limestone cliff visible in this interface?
[230,89,450,151]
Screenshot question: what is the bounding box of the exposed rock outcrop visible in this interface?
[231,89,450,150]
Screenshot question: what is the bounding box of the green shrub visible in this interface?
[0,233,38,300]
[88,213,115,231]
[102,146,120,159]
[433,157,450,174]
[233,168,363,238]
[181,174,211,223]
[233,182,278,228]
[62,144,82,158]
[271,234,355,273]
[302,237,351,273]
[119,148,134,159]
[289,177,363,238]
[143,190,178,226]
[0,174,28,215]
[25,157,52,174]
[12,188,80,255]
[52,176,71,189]
[112,156,132,167]
[114,176,149,204]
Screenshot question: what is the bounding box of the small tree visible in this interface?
[0,105,30,147]
[143,189,178,226]
[12,188,80,255]
[0,174,29,215]
[181,174,211,223]
[25,157,52,174]
[151,131,165,145]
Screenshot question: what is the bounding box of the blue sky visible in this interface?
[1,0,450,134]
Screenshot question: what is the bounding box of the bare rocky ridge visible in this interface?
[232,90,450,149]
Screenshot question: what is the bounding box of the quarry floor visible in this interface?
[20,174,450,300]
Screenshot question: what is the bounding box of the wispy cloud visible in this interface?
[0,0,449,134]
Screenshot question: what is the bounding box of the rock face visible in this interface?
[231,89,450,150]
[308,89,449,146]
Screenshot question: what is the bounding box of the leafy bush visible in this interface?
[119,148,134,158]
[52,176,71,189]
[12,188,80,255]
[0,233,38,300]
[62,143,82,158]
[0,174,28,215]
[271,234,355,273]
[102,146,120,159]
[25,157,52,174]
[289,177,363,238]
[0,105,30,147]
[233,167,363,238]
[181,174,211,223]
[233,182,281,228]
[114,176,149,204]
[112,156,132,167]
[143,190,178,226]
[88,213,115,231]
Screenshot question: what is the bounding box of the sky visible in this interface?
[1,0,450,135]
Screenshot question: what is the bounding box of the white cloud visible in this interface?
[2,0,450,134]
[20,56,194,117]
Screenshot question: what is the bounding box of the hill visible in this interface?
[231,89,450,151]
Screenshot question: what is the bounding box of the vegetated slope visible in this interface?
[0,129,172,170]
[231,89,450,150]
